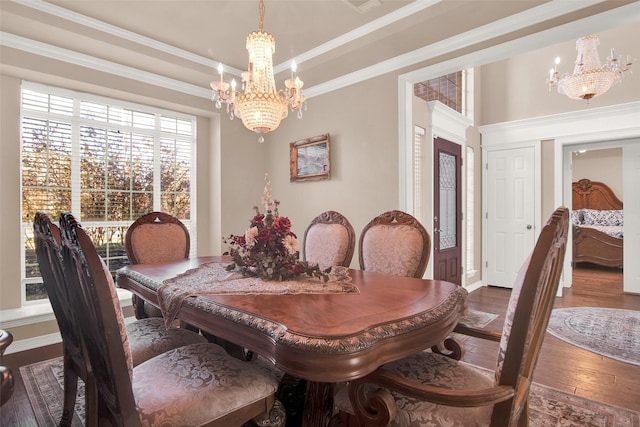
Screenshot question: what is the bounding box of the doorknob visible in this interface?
[527,224,532,230]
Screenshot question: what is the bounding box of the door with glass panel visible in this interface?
[433,137,462,285]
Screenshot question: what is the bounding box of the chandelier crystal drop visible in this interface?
[210,0,306,141]
[548,34,633,101]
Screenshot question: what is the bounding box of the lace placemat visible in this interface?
[158,262,357,327]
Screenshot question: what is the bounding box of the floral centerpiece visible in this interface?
[224,176,330,282]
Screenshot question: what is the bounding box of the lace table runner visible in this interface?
[158,262,357,327]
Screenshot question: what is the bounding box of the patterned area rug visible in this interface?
[547,307,640,366]
[452,309,499,343]
[21,355,640,426]
[459,309,498,329]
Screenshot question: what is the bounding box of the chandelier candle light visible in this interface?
[211,0,306,143]
[548,34,633,101]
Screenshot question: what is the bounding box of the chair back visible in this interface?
[125,212,190,265]
[60,212,140,427]
[33,213,88,377]
[490,206,569,425]
[303,210,356,270]
[359,210,431,278]
[0,329,14,406]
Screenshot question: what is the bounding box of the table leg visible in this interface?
[302,381,335,427]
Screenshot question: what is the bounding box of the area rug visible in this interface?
[547,307,640,366]
[21,356,639,426]
[459,308,499,329]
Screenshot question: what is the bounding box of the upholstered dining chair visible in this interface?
[58,212,285,427]
[0,329,14,407]
[359,210,431,278]
[125,211,190,319]
[303,210,356,270]
[334,206,569,427]
[34,212,207,427]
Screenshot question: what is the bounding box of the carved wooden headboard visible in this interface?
[572,178,623,210]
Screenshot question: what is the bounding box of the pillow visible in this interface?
[582,209,623,226]
[571,209,583,225]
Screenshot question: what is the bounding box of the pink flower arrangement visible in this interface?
[224,176,329,282]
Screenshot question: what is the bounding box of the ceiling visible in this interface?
[1,0,639,99]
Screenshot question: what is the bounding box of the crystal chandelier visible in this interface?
[210,0,306,143]
[548,34,633,101]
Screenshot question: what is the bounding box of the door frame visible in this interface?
[404,101,471,282]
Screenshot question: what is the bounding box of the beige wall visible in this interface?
[572,148,623,199]
[259,74,400,266]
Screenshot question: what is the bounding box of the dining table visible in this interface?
[116,256,467,427]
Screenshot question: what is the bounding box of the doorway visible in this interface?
[562,138,640,294]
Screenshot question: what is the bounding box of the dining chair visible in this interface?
[0,329,15,407]
[125,211,190,319]
[303,210,356,270]
[359,210,431,278]
[334,206,569,427]
[34,212,207,426]
[59,212,285,427]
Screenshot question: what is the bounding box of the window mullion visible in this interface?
[153,114,161,211]
[71,99,82,216]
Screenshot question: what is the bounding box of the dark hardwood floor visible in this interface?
[1,265,638,425]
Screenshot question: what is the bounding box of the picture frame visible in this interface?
[290,133,330,182]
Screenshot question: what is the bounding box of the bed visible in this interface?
[572,178,623,268]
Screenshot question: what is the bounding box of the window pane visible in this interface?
[81,191,107,222]
[81,126,107,189]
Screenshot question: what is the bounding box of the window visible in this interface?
[21,82,196,302]
[414,71,463,113]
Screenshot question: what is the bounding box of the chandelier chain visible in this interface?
[258,0,265,33]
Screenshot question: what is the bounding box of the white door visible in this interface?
[623,143,640,293]
[486,147,536,288]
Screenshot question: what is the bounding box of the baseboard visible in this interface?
[464,280,484,293]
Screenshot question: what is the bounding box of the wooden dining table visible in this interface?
[116,256,467,427]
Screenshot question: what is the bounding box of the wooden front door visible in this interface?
[433,137,462,285]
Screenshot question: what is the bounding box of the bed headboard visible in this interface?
[572,178,623,210]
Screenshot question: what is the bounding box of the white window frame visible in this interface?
[20,81,197,305]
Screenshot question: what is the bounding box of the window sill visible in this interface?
[0,288,133,329]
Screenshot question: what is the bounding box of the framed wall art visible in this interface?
[290,133,330,182]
